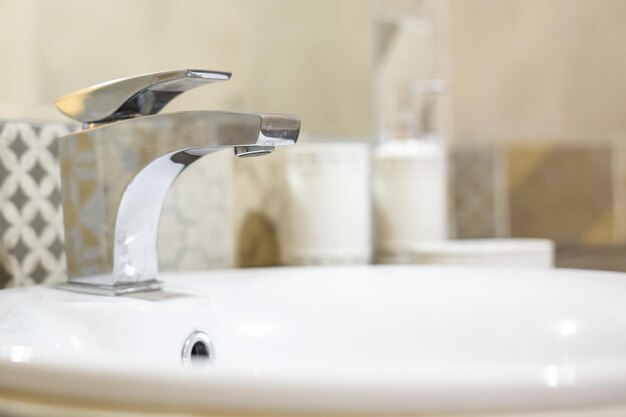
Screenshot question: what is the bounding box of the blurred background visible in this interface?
[3,0,625,139]
[1,0,626,287]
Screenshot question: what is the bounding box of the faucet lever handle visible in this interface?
[54,69,231,124]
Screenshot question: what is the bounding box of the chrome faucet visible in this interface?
[54,69,300,296]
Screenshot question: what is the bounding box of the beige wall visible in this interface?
[0,0,371,135]
[449,0,626,144]
[1,0,625,144]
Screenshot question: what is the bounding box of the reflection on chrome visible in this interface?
[53,70,300,296]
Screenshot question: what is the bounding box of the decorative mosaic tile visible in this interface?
[0,121,74,287]
[60,129,108,278]
[6,123,622,286]
[0,124,294,288]
[450,145,498,238]
[161,149,289,271]
[60,121,244,280]
[162,149,291,270]
[159,151,234,271]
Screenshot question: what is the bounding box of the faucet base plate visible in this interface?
[57,279,162,296]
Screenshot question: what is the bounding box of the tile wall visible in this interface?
[2,120,626,288]
[0,121,71,287]
[450,138,626,271]
[0,121,301,287]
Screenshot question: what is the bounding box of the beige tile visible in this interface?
[556,244,626,272]
[507,143,615,245]
[232,151,286,268]
[612,135,626,243]
[237,212,280,268]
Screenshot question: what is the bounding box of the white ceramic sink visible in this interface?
[1,265,626,416]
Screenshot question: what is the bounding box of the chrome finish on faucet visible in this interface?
[233,145,275,158]
[55,70,300,296]
[55,69,231,125]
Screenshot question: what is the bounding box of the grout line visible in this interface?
[611,135,625,243]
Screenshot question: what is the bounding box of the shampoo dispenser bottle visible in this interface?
[374,80,448,264]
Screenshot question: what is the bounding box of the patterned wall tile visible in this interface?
[0,120,241,287]
[161,149,290,270]
[159,151,234,271]
[232,151,286,268]
[0,121,74,287]
[450,145,498,238]
[0,120,288,288]
[4,123,623,286]
[60,119,245,280]
[161,149,289,271]
[60,129,109,278]
[507,143,615,245]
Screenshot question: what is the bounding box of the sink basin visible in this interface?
[1,265,626,416]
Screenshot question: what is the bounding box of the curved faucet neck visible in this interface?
[56,114,297,296]
[54,70,299,296]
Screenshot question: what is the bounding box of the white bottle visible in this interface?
[374,138,447,263]
[281,142,372,266]
[374,80,448,264]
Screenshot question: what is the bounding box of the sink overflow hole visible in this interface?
[191,341,209,358]
[181,331,214,367]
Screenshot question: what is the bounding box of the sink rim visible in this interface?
[3,350,626,415]
[2,265,626,414]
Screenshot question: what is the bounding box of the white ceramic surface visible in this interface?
[1,265,626,415]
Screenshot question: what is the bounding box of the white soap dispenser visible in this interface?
[374,80,448,264]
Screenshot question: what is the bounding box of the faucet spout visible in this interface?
[54,71,299,296]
